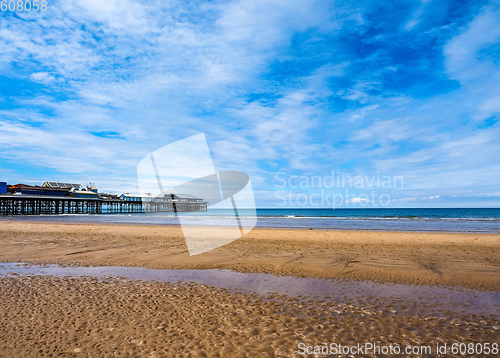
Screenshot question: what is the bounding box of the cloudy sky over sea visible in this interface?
[1,0,499,207]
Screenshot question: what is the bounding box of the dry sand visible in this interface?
[0,221,499,290]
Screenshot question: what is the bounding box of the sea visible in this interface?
[3,208,500,233]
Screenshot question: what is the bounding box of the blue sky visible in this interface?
[1,0,499,207]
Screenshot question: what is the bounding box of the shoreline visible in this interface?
[2,216,500,234]
[3,213,500,235]
[0,221,499,290]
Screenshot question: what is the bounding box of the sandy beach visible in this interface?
[0,275,497,358]
[0,221,499,289]
[0,221,499,357]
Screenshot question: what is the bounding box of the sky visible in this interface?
[0,0,499,208]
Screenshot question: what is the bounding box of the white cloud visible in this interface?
[403,0,432,31]
[348,197,369,204]
[444,7,500,81]
[443,5,500,122]
[30,72,56,83]
[473,91,500,121]
[0,24,100,78]
[350,117,414,142]
[72,0,152,33]
[218,0,331,48]
[392,197,417,202]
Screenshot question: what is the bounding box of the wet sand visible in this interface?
[0,275,498,358]
[0,221,499,357]
[0,221,499,290]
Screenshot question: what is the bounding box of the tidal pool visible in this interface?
[1,262,498,319]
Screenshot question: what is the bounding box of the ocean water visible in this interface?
[2,208,500,233]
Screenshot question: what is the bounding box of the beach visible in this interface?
[1,275,498,357]
[4,0,500,355]
[0,221,499,289]
[0,221,499,357]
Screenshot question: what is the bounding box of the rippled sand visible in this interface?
[0,221,498,356]
[0,221,499,289]
[0,276,498,357]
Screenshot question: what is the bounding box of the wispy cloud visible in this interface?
[0,0,499,206]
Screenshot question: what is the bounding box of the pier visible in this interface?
[0,195,207,215]
[0,181,208,215]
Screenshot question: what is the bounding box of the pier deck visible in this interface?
[0,195,207,215]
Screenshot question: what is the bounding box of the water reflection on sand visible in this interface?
[1,262,498,319]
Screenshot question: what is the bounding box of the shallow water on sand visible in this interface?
[1,262,498,319]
